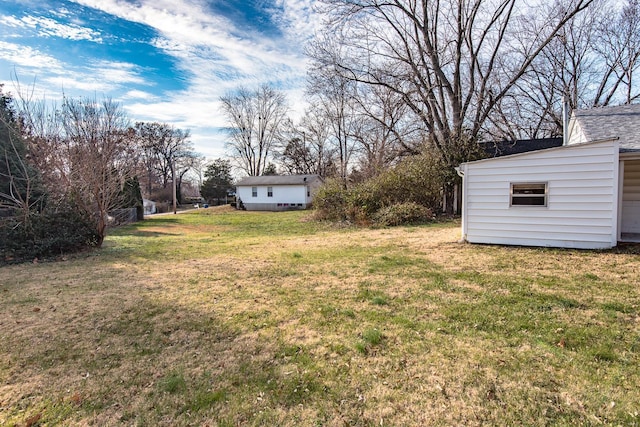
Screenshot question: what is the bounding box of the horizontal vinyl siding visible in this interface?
[236,186,253,203]
[463,140,618,249]
[467,209,613,220]
[237,185,307,210]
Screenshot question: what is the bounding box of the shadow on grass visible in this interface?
[2,292,336,426]
[112,229,181,238]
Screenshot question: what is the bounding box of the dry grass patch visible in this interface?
[1,210,639,426]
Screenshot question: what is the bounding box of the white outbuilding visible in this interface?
[457,103,640,249]
[235,175,323,211]
[143,198,157,215]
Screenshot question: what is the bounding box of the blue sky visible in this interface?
[0,0,318,158]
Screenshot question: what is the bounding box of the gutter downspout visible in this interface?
[454,166,467,243]
[562,95,570,146]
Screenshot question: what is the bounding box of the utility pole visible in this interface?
[172,159,177,214]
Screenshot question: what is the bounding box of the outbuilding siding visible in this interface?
[461,140,620,249]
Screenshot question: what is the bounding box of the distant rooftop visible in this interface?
[236,175,322,186]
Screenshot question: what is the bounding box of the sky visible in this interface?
[0,0,319,158]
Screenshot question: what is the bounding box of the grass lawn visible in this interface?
[1,206,639,426]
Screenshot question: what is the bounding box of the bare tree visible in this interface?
[484,6,597,140]
[11,82,67,203]
[312,0,594,212]
[134,122,193,192]
[351,82,422,179]
[276,112,337,177]
[307,42,362,185]
[0,88,44,225]
[221,84,288,176]
[297,106,338,177]
[12,82,140,245]
[59,96,135,245]
[592,0,640,106]
[175,150,204,204]
[489,0,640,139]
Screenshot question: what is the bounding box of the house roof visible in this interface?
[236,174,322,186]
[571,103,640,152]
[481,137,563,158]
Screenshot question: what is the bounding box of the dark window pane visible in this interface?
[512,196,545,206]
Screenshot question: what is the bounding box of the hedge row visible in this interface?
[0,208,100,265]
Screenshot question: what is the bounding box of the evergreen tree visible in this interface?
[262,163,278,176]
[121,176,144,220]
[200,159,233,204]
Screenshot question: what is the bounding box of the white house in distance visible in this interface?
[457,103,640,249]
[235,175,323,211]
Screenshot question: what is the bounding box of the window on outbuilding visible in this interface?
[267,187,273,197]
[510,183,547,206]
[252,187,257,197]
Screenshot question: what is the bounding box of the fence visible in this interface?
[108,208,138,227]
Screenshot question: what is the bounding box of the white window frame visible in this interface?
[267,186,273,197]
[252,187,257,197]
[510,182,548,207]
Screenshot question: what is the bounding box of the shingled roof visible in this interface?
[236,175,322,186]
[481,137,563,158]
[571,103,640,152]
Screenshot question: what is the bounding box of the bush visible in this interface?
[0,207,100,265]
[312,178,350,221]
[313,152,446,225]
[373,202,434,226]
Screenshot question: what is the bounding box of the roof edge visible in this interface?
[458,137,620,167]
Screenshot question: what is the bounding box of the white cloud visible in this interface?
[64,0,315,157]
[17,0,318,158]
[43,75,112,92]
[89,60,147,86]
[19,15,103,42]
[279,0,323,42]
[49,7,73,18]
[1,15,27,28]
[0,45,147,97]
[122,89,157,101]
[71,0,310,81]
[0,40,63,70]
[124,98,229,158]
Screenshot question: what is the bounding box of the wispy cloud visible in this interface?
[0,40,63,70]
[122,89,158,101]
[11,14,103,42]
[72,0,310,82]
[89,60,147,85]
[65,0,316,155]
[1,0,319,158]
[279,0,323,42]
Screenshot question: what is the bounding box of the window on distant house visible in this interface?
[252,187,257,197]
[267,187,273,197]
[510,183,547,207]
